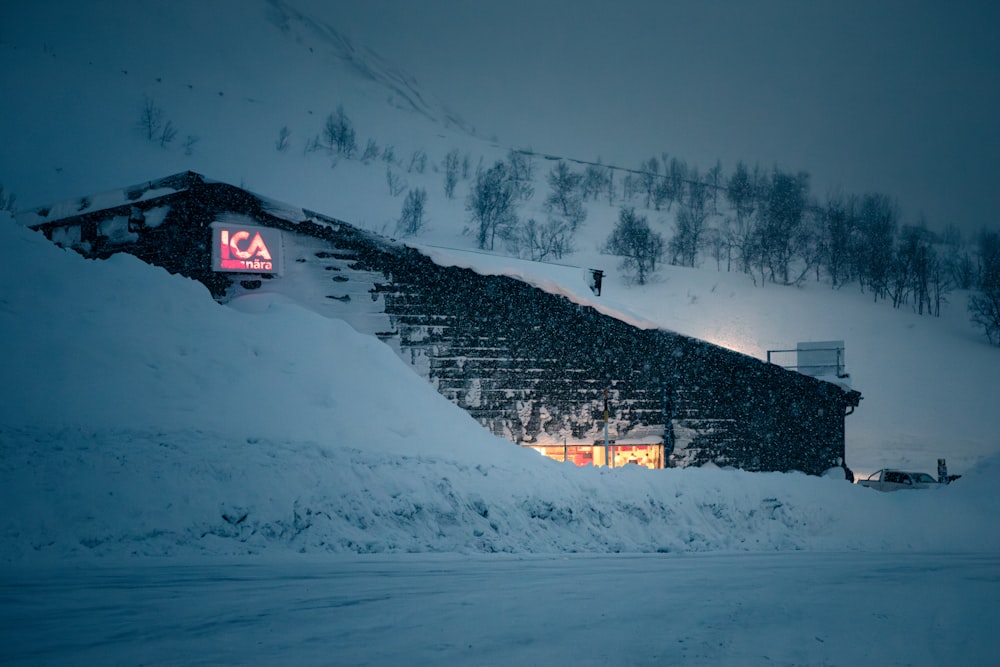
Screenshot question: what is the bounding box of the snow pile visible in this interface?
[2,215,998,562]
[2,0,999,564]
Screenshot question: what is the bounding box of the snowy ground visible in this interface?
[3,2,1000,663]
[4,553,999,666]
[3,210,1000,663]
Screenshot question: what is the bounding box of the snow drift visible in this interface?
[2,214,998,562]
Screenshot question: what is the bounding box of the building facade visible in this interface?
[22,172,862,474]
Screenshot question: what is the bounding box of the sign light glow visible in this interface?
[211,222,282,274]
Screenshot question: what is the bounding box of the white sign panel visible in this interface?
[796,340,845,377]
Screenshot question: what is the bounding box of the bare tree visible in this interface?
[506,149,535,202]
[361,139,379,163]
[758,168,809,284]
[725,162,767,277]
[822,194,856,288]
[512,217,573,261]
[706,227,726,270]
[442,149,460,199]
[158,120,177,147]
[661,157,688,211]
[791,206,822,286]
[687,167,709,216]
[303,134,323,154]
[669,207,702,267]
[407,150,427,174]
[639,157,660,209]
[604,207,664,285]
[726,161,755,224]
[467,161,518,250]
[136,95,184,149]
[890,225,930,310]
[396,187,428,237]
[0,183,16,213]
[621,172,638,203]
[706,159,724,213]
[182,134,199,156]
[855,192,898,301]
[138,95,163,140]
[969,281,1000,344]
[582,162,610,201]
[386,167,406,197]
[668,167,711,267]
[926,242,951,317]
[969,229,1000,344]
[275,125,292,152]
[543,161,586,230]
[323,105,356,157]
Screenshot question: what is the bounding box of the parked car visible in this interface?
[857,469,942,492]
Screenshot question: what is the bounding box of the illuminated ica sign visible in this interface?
[211,222,282,274]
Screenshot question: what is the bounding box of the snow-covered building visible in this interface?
[19,171,862,474]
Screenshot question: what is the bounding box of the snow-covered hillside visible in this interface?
[3,2,1000,663]
[1,0,479,230]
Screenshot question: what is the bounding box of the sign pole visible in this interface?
[604,388,611,468]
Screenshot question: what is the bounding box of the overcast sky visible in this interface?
[307,0,999,234]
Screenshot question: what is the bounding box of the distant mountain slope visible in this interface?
[0,0,479,215]
[264,0,474,134]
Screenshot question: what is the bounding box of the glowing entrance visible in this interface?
[526,440,665,469]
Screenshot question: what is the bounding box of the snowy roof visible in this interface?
[14,171,209,227]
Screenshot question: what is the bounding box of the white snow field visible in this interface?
[2,1,1000,664]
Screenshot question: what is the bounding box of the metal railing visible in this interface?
[767,347,846,378]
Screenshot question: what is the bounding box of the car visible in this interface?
[857,469,942,492]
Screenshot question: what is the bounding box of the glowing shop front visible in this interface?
[524,436,666,469]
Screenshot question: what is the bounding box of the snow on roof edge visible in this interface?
[13,170,205,226]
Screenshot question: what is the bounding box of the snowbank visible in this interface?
[2,217,998,562]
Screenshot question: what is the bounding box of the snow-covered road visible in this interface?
[3,552,997,666]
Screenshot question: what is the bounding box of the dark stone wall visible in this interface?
[369,255,857,473]
[28,172,861,474]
